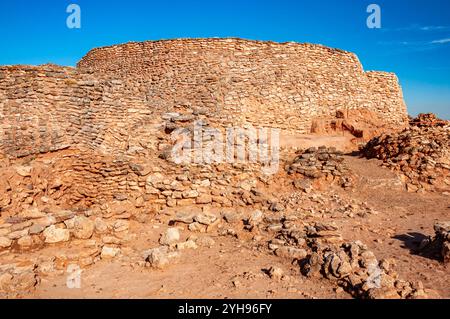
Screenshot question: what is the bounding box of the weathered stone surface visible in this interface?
[94,218,109,234]
[420,221,450,264]
[222,212,241,224]
[175,240,198,250]
[101,246,121,259]
[15,166,32,177]
[188,222,207,233]
[275,247,307,260]
[0,237,12,248]
[29,224,46,235]
[66,216,95,240]
[17,236,33,249]
[287,146,351,187]
[143,246,180,269]
[248,210,263,226]
[443,242,450,264]
[195,236,216,248]
[268,266,284,280]
[0,263,39,294]
[182,190,199,199]
[194,213,217,226]
[196,194,212,204]
[43,225,70,244]
[171,212,195,224]
[113,220,129,233]
[159,228,180,246]
[302,240,428,299]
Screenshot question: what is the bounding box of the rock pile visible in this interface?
[171,211,221,233]
[0,206,134,268]
[0,262,39,296]
[362,114,450,192]
[286,146,352,188]
[409,113,449,128]
[302,241,427,299]
[420,222,450,265]
[261,213,430,299]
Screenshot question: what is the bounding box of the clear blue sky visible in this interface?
[1,0,449,119]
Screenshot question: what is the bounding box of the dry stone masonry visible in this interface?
[286,146,353,189]
[1,38,408,160]
[3,38,439,299]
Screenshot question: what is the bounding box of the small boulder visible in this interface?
[275,247,307,260]
[268,266,284,280]
[101,246,121,259]
[66,216,95,240]
[43,225,70,244]
[143,246,180,269]
[159,228,180,246]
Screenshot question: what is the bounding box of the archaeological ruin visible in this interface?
[0,38,448,299]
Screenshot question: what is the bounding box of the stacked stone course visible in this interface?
[1,38,408,161]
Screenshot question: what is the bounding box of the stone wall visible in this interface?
[0,38,408,160]
[78,38,408,132]
[0,65,159,158]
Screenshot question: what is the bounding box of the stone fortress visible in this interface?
[0,38,412,212]
[0,38,408,159]
[1,39,450,300]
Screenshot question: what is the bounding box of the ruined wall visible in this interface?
[0,65,161,158]
[0,38,408,160]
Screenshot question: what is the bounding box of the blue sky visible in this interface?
[0,0,449,118]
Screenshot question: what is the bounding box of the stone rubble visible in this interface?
[143,246,180,269]
[419,222,450,265]
[302,241,427,299]
[0,263,40,297]
[286,146,353,189]
[362,113,450,192]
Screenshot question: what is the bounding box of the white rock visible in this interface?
[249,210,263,225]
[239,179,256,191]
[268,266,284,280]
[43,225,70,243]
[143,246,179,269]
[15,166,32,177]
[175,240,198,250]
[159,228,180,246]
[182,189,199,198]
[146,173,165,187]
[101,246,121,259]
[194,213,217,225]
